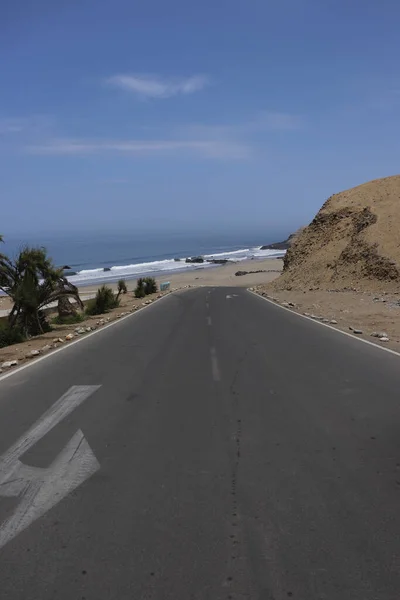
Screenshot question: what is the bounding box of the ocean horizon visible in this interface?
[1,230,287,288]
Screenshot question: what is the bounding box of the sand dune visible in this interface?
[274,175,400,291]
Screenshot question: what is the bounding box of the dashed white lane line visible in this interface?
[206,302,209,309]
[207,316,212,326]
[210,347,221,382]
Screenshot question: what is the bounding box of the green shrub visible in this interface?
[85,285,119,315]
[117,279,128,294]
[0,322,26,348]
[134,286,146,298]
[134,278,146,298]
[143,277,158,294]
[134,276,157,297]
[85,299,97,314]
[52,313,85,325]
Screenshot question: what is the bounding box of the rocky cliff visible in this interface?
[261,229,303,250]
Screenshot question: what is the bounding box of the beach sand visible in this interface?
[80,257,283,293]
[0,257,283,312]
[0,258,282,366]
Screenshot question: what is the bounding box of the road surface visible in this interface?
[0,287,400,599]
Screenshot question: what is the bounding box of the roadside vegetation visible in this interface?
[0,236,161,354]
[51,313,86,325]
[134,277,158,298]
[85,285,120,315]
[0,235,84,343]
[0,322,26,348]
[116,279,128,299]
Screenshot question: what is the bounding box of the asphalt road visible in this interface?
[1,287,400,599]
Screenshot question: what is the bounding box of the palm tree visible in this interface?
[0,245,83,337]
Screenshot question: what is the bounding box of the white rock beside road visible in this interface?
[371,331,388,339]
[1,360,18,369]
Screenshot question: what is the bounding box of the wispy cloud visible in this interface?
[25,138,250,160]
[0,115,55,136]
[183,111,304,138]
[105,74,209,98]
[0,118,25,134]
[20,110,302,161]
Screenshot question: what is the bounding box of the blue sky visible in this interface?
[1,0,400,236]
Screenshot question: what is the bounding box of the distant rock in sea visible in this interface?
[103,267,111,272]
[261,231,301,251]
[235,269,267,276]
[207,259,230,265]
[63,268,77,276]
[185,256,204,264]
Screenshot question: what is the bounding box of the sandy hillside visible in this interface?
[274,175,400,291]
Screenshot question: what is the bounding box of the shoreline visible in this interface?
[0,258,283,367]
[76,257,283,293]
[75,256,282,289]
[68,261,220,289]
[62,246,286,288]
[0,257,283,313]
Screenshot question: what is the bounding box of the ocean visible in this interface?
[1,231,286,288]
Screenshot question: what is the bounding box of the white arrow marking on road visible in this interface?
[0,385,100,550]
